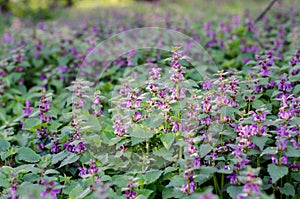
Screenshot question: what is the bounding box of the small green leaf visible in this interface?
[219,106,238,117]
[260,147,277,157]
[285,146,300,157]
[279,183,295,196]
[0,138,10,152]
[160,133,175,150]
[59,153,80,168]
[142,170,163,184]
[17,147,40,163]
[69,184,83,199]
[130,124,153,139]
[267,164,288,183]
[52,151,71,165]
[250,136,269,151]
[200,144,212,158]
[137,189,153,197]
[23,118,42,131]
[227,186,243,199]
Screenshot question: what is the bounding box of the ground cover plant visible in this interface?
[0,1,300,199]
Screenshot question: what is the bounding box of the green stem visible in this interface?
[247,102,251,113]
[179,146,182,159]
[221,173,224,191]
[213,174,223,199]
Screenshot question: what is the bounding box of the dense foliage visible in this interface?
[0,5,300,199]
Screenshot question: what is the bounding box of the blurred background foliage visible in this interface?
[0,0,299,35]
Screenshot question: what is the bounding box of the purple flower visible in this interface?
[78,167,88,177]
[51,141,60,153]
[201,78,213,90]
[170,121,179,132]
[281,155,288,165]
[171,70,185,83]
[198,193,216,199]
[192,157,202,167]
[279,109,292,121]
[93,95,101,105]
[278,75,292,91]
[40,181,60,199]
[277,139,288,151]
[57,65,68,73]
[133,112,142,122]
[227,171,238,185]
[171,60,181,69]
[22,100,34,118]
[187,144,198,156]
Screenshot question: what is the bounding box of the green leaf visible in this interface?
[23,118,42,131]
[267,164,288,183]
[260,147,277,157]
[250,136,269,151]
[52,151,71,165]
[77,187,91,199]
[219,106,238,117]
[17,147,40,163]
[252,99,265,109]
[160,133,175,150]
[22,173,40,182]
[137,189,153,197]
[0,138,10,152]
[69,184,83,199]
[17,182,43,197]
[227,186,243,199]
[167,175,185,187]
[162,187,173,199]
[59,153,80,168]
[279,183,295,196]
[112,175,129,188]
[285,146,300,157]
[142,170,163,184]
[0,177,10,188]
[200,144,212,158]
[130,124,153,139]
[291,171,300,182]
[293,84,300,95]
[144,114,164,128]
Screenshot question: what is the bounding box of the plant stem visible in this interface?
[213,174,223,199]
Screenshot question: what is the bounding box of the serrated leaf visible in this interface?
[142,170,163,184]
[77,187,91,199]
[200,144,212,158]
[293,84,300,95]
[130,124,153,139]
[59,153,80,168]
[23,118,42,130]
[17,147,40,163]
[137,189,153,197]
[250,136,269,151]
[219,106,238,117]
[267,164,288,183]
[285,146,300,157]
[260,147,277,157]
[166,175,185,187]
[160,133,175,150]
[69,184,83,199]
[52,151,71,165]
[0,138,10,152]
[227,186,243,199]
[162,187,173,199]
[252,99,265,109]
[279,183,295,196]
